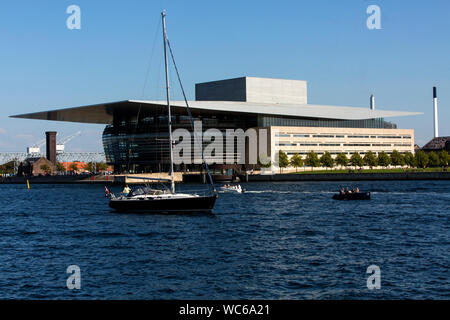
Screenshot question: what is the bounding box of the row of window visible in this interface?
[285,151,408,156]
[260,116,394,129]
[275,133,412,139]
[276,143,412,147]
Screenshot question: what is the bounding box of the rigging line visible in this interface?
[141,18,162,99]
[166,39,216,193]
[127,16,161,172]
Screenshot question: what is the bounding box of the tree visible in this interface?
[415,150,429,169]
[363,151,378,169]
[277,150,289,173]
[335,152,348,168]
[69,162,79,173]
[96,162,108,172]
[320,151,334,170]
[390,150,405,167]
[84,162,95,173]
[428,152,440,167]
[305,151,320,171]
[439,150,449,167]
[377,151,391,168]
[56,162,66,173]
[40,164,51,175]
[257,154,272,168]
[349,152,364,169]
[290,153,303,172]
[403,151,416,168]
[0,160,15,174]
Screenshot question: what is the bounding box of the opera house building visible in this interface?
[11,77,420,173]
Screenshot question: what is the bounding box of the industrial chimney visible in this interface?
[370,94,375,110]
[433,87,439,138]
[46,131,57,164]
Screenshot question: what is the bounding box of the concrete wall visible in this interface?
[195,77,247,102]
[195,77,308,104]
[245,77,307,104]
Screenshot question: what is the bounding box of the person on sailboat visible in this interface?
[123,184,131,196]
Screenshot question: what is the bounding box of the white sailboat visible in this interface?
[108,12,218,213]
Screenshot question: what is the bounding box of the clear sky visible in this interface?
[1,0,449,152]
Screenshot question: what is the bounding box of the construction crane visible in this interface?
[57,131,81,154]
[26,138,46,155]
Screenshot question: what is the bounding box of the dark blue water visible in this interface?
[0,180,448,299]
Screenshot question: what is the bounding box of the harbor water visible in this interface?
[0,180,448,299]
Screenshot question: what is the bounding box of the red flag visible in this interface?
[105,186,110,197]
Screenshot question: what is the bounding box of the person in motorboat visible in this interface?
[122,184,131,197]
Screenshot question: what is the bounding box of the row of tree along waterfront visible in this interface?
[0,161,109,175]
[273,150,450,172]
[42,162,109,175]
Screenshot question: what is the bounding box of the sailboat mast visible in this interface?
[161,11,175,194]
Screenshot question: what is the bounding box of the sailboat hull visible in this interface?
[109,194,218,213]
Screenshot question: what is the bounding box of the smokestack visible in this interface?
[370,94,375,110]
[433,87,438,138]
[46,131,57,164]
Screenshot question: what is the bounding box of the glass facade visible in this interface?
[258,115,396,129]
[102,109,256,173]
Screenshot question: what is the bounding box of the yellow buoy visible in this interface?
[27,179,30,189]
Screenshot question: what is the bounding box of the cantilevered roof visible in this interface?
[10,100,421,125]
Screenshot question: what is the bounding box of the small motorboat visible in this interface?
[332,192,371,200]
[219,185,245,193]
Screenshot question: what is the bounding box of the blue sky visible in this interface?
[0,0,449,152]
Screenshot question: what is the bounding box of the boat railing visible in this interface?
[176,188,217,197]
[124,176,172,182]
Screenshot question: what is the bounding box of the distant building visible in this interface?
[60,161,113,173]
[421,137,450,153]
[62,161,87,173]
[11,76,421,173]
[17,157,55,176]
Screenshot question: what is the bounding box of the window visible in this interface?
[293,134,310,138]
[275,133,291,137]
[276,143,297,146]
[312,135,334,138]
[378,136,402,139]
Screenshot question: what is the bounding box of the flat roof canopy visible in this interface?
[10,100,421,124]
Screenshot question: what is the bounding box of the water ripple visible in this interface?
[0,181,448,299]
